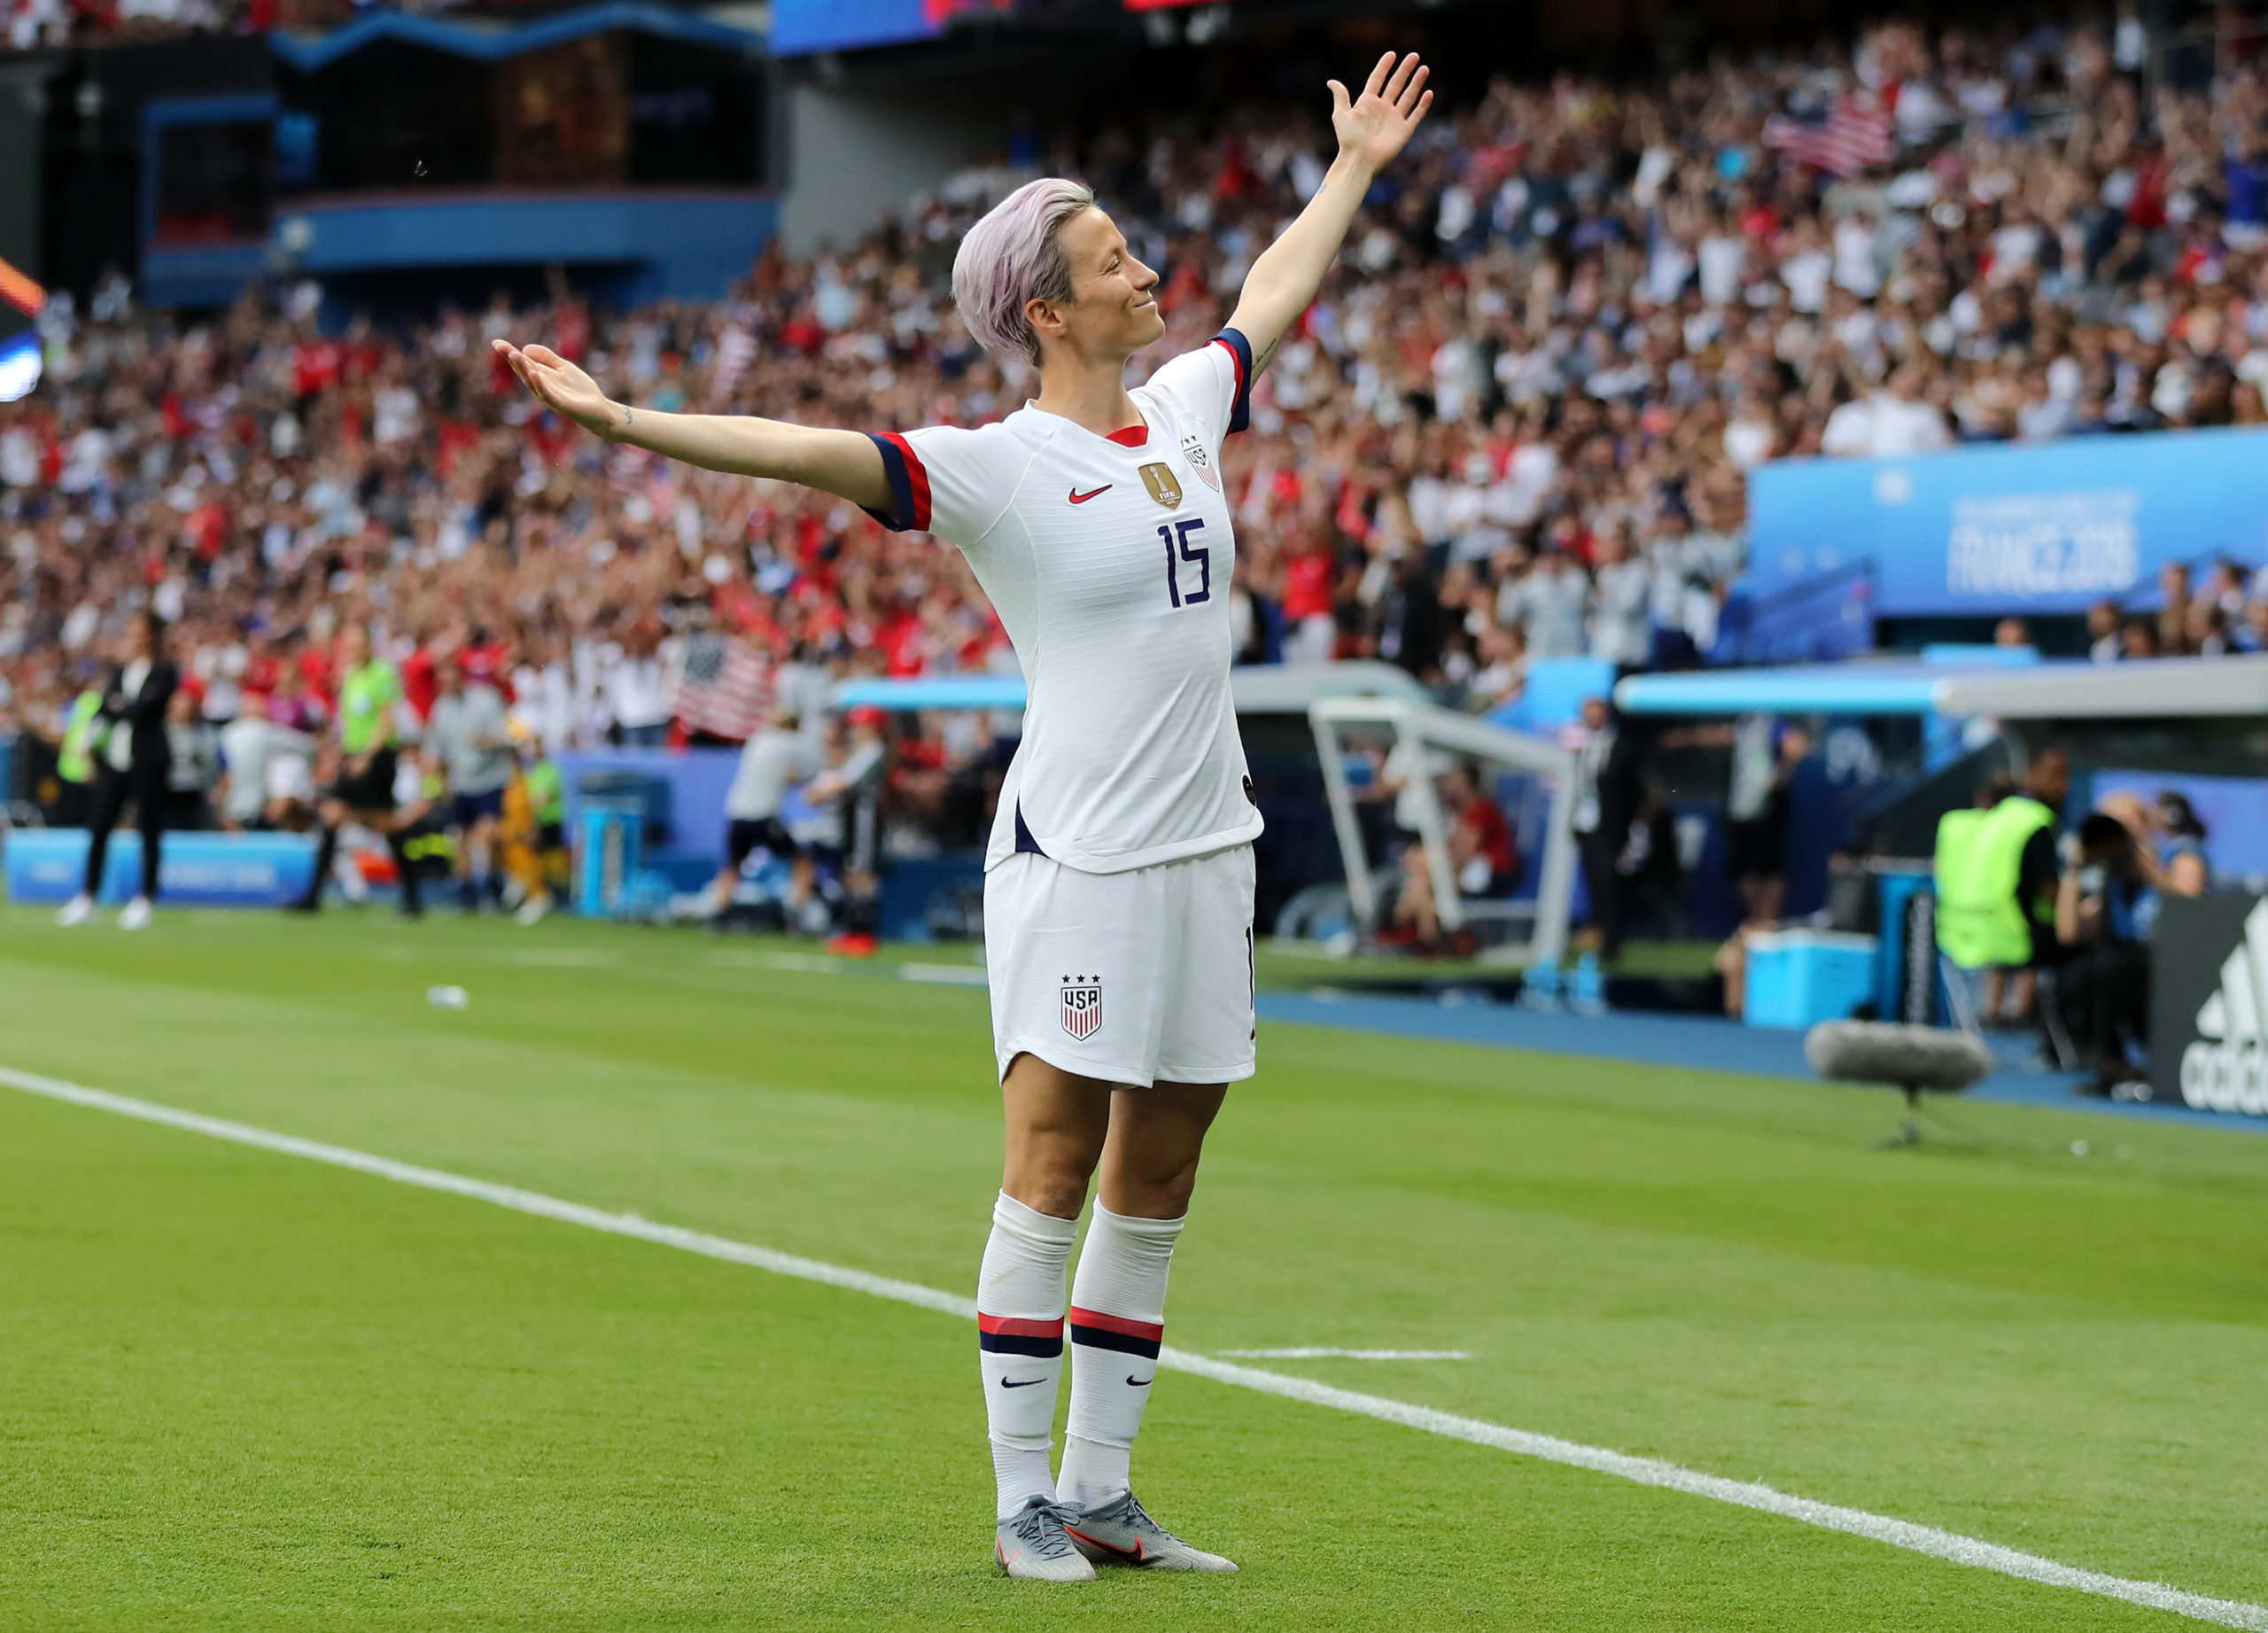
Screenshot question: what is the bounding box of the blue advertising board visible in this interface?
[4,829,317,906]
[1748,426,2268,618]
[771,0,940,55]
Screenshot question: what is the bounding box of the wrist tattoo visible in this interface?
[622,406,635,429]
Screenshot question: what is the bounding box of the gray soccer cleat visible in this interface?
[1063,1489,1238,1572]
[994,1495,1097,1582]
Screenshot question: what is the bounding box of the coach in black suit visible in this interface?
[78,611,178,919]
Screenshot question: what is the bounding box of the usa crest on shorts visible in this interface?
[1060,974,1102,1040]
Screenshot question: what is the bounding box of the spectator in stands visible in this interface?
[1502,544,1589,661]
[1821,363,1953,459]
[606,622,672,749]
[2158,563,2194,657]
[1588,525,1654,671]
[2087,600,2124,664]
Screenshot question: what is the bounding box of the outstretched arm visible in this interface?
[1228,51,1432,376]
[490,340,892,511]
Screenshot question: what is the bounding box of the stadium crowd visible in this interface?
[12,13,2268,858]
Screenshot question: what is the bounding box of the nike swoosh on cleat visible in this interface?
[1068,485,1112,503]
[1125,1375,1153,1387]
[1000,1376,1045,1388]
[1065,1525,1144,1562]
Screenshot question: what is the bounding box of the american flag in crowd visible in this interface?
[1763,97,1893,176]
[672,633,773,743]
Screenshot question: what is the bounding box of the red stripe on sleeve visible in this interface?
[881,431,931,531]
[978,1313,1066,1338]
[1209,335,1248,403]
[1068,1306,1165,1341]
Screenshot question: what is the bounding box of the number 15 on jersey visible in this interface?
[1161,518,1210,609]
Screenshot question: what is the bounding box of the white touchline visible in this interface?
[899,963,991,987]
[1215,1348,1472,1360]
[5,1062,2264,1632]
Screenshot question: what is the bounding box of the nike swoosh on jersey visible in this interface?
[1068,485,1113,503]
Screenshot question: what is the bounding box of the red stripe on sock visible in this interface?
[977,1313,1065,1337]
[1068,1306,1164,1341]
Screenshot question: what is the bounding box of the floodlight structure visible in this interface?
[1307,695,1580,968]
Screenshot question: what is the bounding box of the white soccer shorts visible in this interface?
[984,844,1257,1088]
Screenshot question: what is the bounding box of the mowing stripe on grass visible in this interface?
[6,1061,2264,1632]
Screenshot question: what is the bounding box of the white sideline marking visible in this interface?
[1215,1347,1472,1360]
[6,1063,2264,1632]
[900,962,990,987]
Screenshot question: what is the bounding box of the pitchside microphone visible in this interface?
[1805,1021,1994,1147]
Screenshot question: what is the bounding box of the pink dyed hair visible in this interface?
[951,176,1096,366]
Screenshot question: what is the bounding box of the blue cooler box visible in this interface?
[1744,930,1879,1029]
[576,803,643,918]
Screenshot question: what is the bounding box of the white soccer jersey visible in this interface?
[865,330,1260,875]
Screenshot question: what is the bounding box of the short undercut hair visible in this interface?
[951,177,1096,366]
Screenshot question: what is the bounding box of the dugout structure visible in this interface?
[1308,694,1581,967]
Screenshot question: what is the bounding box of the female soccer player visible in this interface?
[494,51,1431,1581]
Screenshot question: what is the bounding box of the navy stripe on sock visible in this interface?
[1068,1323,1162,1360]
[980,1331,1064,1357]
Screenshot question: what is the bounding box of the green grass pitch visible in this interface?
[2,906,2265,1630]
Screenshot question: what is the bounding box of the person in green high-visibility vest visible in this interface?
[1936,749,2069,1023]
[52,685,104,829]
[1934,770,2014,1016]
[291,621,430,917]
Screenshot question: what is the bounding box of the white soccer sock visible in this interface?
[977,1190,1078,1520]
[1059,1203,1184,1511]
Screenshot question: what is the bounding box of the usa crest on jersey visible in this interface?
[1060,974,1103,1040]
[1181,432,1221,492]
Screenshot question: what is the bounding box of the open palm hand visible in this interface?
[1330,51,1433,175]
[491,339,617,439]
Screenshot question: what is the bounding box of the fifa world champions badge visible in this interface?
[1060,974,1103,1040]
[1138,463,1184,508]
